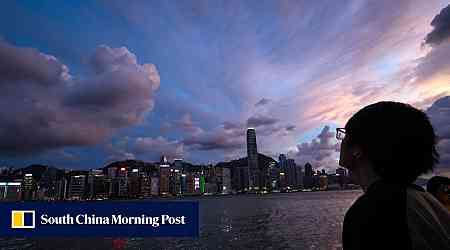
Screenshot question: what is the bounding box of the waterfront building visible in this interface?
[128,168,141,198]
[222,167,231,194]
[88,169,107,200]
[279,154,287,168]
[22,173,36,200]
[159,166,170,196]
[319,175,328,190]
[150,176,159,196]
[286,158,297,189]
[140,171,152,198]
[107,167,118,178]
[247,128,259,190]
[55,177,67,200]
[117,167,128,198]
[68,174,87,200]
[200,175,206,193]
[303,162,314,189]
[0,181,22,201]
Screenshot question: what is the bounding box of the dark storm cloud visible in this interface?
[0,40,160,155]
[425,5,450,46]
[247,114,279,127]
[255,98,271,107]
[285,125,296,131]
[414,41,450,86]
[427,96,450,168]
[183,131,243,151]
[0,39,69,84]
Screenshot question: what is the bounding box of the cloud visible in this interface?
[222,121,242,131]
[425,5,450,46]
[289,126,340,171]
[0,40,160,155]
[0,40,70,84]
[413,42,450,86]
[173,113,204,136]
[427,96,450,139]
[132,136,184,161]
[426,96,450,169]
[103,137,136,163]
[159,113,204,136]
[285,125,296,131]
[183,128,244,151]
[255,98,271,107]
[106,135,184,163]
[247,114,279,127]
[225,116,294,138]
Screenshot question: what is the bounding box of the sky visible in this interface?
[0,0,450,175]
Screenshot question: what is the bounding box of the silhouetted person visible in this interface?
[337,101,450,250]
[427,176,450,211]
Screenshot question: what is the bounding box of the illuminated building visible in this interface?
[279,154,287,168]
[303,162,314,189]
[22,173,36,200]
[200,175,206,193]
[128,168,140,198]
[88,169,107,200]
[140,171,152,198]
[0,181,22,201]
[150,176,159,196]
[279,172,287,191]
[159,166,170,196]
[247,128,259,190]
[217,167,231,194]
[117,167,128,197]
[55,177,67,200]
[68,174,87,200]
[319,175,328,190]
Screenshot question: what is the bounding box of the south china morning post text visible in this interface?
[0,201,199,237]
[40,213,186,227]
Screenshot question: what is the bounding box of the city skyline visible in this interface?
[0,1,450,177]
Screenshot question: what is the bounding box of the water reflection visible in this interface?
[2,190,361,250]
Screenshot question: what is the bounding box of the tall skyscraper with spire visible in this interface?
[247,128,259,190]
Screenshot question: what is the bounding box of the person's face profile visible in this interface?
[338,133,351,170]
[338,132,362,184]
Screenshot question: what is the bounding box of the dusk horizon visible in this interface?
[1,1,450,177]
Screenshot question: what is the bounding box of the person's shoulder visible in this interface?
[344,193,371,222]
[344,181,405,223]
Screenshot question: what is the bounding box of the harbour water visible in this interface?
[0,190,362,250]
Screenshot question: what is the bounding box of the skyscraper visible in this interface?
[278,154,287,168]
[303,162,314,189]
[247,128,259,190]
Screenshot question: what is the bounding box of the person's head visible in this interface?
[338,101,439,186]
[427,176,450,204]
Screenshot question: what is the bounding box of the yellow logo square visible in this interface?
[11,210,35,229]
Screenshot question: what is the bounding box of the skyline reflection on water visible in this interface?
[2,190,362,250]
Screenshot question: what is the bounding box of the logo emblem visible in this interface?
[11,210,35,229]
